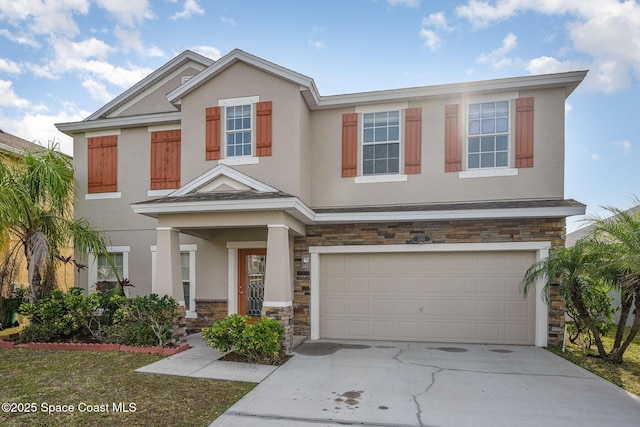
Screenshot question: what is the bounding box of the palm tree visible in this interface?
[0,144,108,303]
[587,203,640,363]
[521,239,613,359]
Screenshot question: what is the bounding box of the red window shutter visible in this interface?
[444,104,462,172]
[87,135,117,193]
[516,97,534,168]
[256,101,272,157]
[404,107,422,174]
[342,113,358,177]
[150,130,181,190]
[205,106,221,160]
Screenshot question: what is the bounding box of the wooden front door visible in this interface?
[238,248,266,318]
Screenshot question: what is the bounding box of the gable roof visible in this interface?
[85,50,214,121]
[0,129,46,155]
[57,48,588,134]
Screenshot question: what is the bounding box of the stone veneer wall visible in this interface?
[186,299,228,333]
[293,217,566,347]
[170,305,188,346]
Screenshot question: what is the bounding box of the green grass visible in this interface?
[548,326,640,397]
[0,349,254,426]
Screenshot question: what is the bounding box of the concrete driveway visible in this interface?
[211,340,640,427]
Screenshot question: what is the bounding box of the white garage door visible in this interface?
[320,251,536,345]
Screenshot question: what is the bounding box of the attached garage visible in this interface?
[312,245,543,345]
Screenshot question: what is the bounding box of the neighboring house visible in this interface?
[56,49,587,349]
[566,205,640,326]
[0,130,74,292]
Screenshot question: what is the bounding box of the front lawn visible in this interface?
[548,326,640,397]
[0,349,254,426]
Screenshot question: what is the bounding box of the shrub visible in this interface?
[112,294,179,347]
[18,289,97,341]
[202,314,285,363]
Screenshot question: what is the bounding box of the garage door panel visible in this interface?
[320,251,536,344]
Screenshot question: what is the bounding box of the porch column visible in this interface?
[262,224,294,353]
[155,227,182,301]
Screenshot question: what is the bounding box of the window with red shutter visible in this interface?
[256,101,272,156]
[445,104,462,172]
[515,97,534,168]
[206,106,221,160]
[404,107,422,174]
[150,129,181,190]
[342,113,358,177]
[87,135,117,193]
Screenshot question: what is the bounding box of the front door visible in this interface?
[238,248,266,318]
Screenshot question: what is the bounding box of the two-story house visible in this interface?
[57,49,586,350]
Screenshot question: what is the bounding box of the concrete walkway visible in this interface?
[137,336,640,426]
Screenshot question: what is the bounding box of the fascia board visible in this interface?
[167,49,317,105]
[131,197,313,218]
[56,112,181,135]
[313,205,586,223]
[311,70,588,110]
[170,164,278,196]
[86,51,213,121]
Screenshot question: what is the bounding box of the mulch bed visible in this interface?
[219,351,292,365]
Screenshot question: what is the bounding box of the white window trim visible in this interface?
[85,192,122,200]
[88,246,130,296]
[308,242,551,348]
[226,241,267,315]
[219,96,260,161]
[464,98,513,172]
[360,109,403,178]
[150,244,197,318]
[147,124,181,132]
[218,156,260,166]
[85,129,121,138]
[147,189,173,197]
[355,174,408,184]
[459,168,518,179]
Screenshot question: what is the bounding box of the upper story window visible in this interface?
[362,111,400,175]
[205,97,272,164]
[467,101,509,169]
[225,104,253,157]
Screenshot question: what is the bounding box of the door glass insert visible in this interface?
[244,253,265,317]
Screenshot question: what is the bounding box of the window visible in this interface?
[225,105,253,157]
[181,252,191,311]
[96,253,123,292]
[88,246,129,295]
[362,111,400,175]
[467,101,509,169]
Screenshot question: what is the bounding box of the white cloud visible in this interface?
[2,106,90,156]
[476,32,517,69]
[0,29,39,48]
[190,45,222,60]
[308,40,325,49]
[94,0,154,27]
[81,78,112,102]
[221,16,236,26]
[170,0,205,20]
[387,0,421,8]
[0,58,21,74]
[612,139,632,157]
[591,153,601,161]
[457,0,640,92]
[0,0,89,37]
[0,79,30,108]
[419,29,442,51]
[422,12,452,31]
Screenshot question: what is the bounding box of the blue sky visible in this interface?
[0,0,638,232]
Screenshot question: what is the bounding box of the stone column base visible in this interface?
[170,305,188,346]
[262,305,294,354]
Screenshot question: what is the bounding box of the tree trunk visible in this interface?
[608,290,640,364]
[614,290,633,349]
[571,287,608,359]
